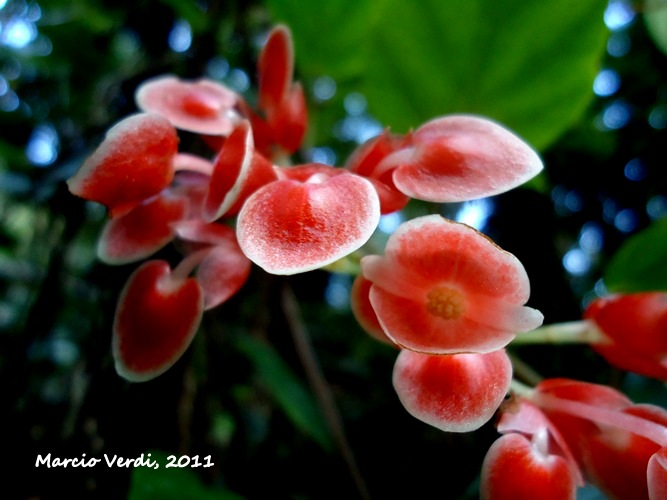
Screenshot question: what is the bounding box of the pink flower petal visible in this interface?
[67,113,178,218]
[387,115,543,202]
[350,274,396,346]
[346,131,411,214]
[481,433,577,500]
[361,215,543,354]
[392,348,512,432]
[237,171,380,275]
[97,191,187,264]
[113,260,203,382]
[585,292,667,380]
[174,221,251,310]
[136,75,240,135]
[203,121,277,221]
[258,25,294,115]
[267,82,308,154]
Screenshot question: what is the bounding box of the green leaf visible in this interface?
[128,450,244,500]
[234,335,332,451]
[267,0,609,151]
[645,0,667,57]
[604,217,667,293]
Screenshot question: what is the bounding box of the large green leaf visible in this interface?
[604,217,667,293]
[645,0,667,57]
[234,335,332,451]
[267,0,609,150]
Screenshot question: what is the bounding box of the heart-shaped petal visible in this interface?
[383,115,543,202]
[392,348,512,433]
[67,113,178,218]
[97,191,188,265]
[481,433,577,500]
[237,170,380,274]
[113,260,203,382]
[135,75,240,135]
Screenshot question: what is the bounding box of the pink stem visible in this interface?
[532,392,667,448]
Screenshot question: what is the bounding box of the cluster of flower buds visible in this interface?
[66,23,667,498]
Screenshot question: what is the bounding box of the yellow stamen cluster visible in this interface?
[426,286,465,319]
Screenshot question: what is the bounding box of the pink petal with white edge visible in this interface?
[481,433,577,500]
[173,220,251,309]
[392,348,512,433]
[361,215,543,354]
[237,171,380,275]
[113,260,203,382]
[258,25,294,115]
[97,191,187,265]
[385,115,543,202]
[136,75,240,135]
[203,121,277,221]
[67,113,178,218]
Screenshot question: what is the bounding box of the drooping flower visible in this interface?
[67,113,179,217]
[237,164,380,275]
[135,75,241,136]
[393,348,513,433]
[113,260,204,382]
[529,378,667,499]
[348,115,543,204]
[481,431,577,500]
[584,292,667,380]
[357,215,543,354]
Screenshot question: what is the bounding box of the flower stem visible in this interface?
[511,320,606,346]
[281,282,371,500]
[531,392,667,447]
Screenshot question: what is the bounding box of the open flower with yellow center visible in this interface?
[355,214,544,354]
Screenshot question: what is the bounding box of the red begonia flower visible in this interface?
[345,130,411,214]
[113,260,204,382]
[203,121,277,221]
[392,348,512,432]
[67,113,178,218]
[135,75,240,135]
[254,25,307,155]
[174,221,252,310]
[97,191,188,264]
[361,215,543,354]
[237,166,380,275]
[481,431,577,500]
[374,115,543,202]
[532,378,667,499]
[584,292,667,380]
[494,398,583,485]
[649,447,667,500]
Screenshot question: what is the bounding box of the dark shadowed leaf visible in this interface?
[605,217,667,293]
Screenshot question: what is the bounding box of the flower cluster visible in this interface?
[66,23,664,499]
[482,379,667,499]
[67,25,543,385]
